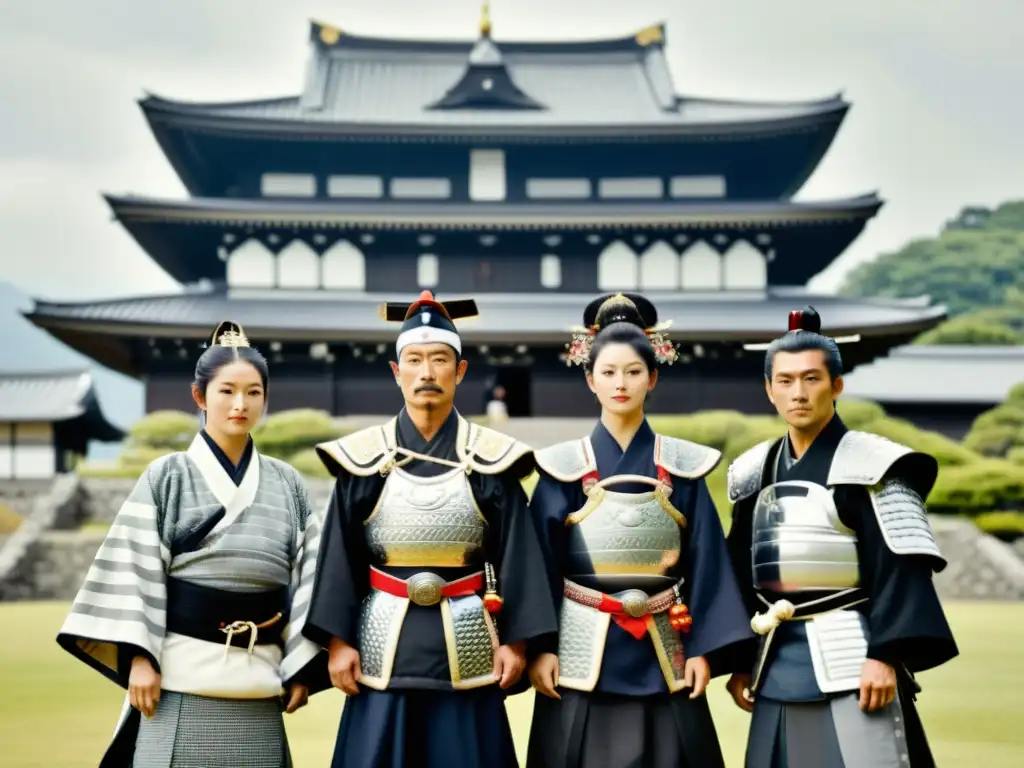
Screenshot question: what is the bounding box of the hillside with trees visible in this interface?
[840,200,1024,344]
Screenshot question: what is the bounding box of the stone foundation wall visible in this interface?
[0,479,52,518]
[19,530,106,601]
[933,517,1024,600]
[7,476,1024,603]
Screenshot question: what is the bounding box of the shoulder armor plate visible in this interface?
[828,431,939,498]
[727,439,779,504]
[315,419,397,477]
[869,478,947,572]
[534,438,597,482]
[459,420,534,478]
[654,435,721,479]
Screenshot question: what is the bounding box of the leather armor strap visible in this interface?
[369,567,483,607]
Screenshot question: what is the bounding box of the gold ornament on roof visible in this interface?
[480,1,492,37]
[634,24,664,47]
[318,21,342,45]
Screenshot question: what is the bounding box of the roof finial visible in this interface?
[480,1,492,38]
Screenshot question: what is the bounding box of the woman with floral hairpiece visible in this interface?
[57,320,329,768]
[524,293,755,768]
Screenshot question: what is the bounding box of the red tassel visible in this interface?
[788,310,804,331]
[483,591,504,614]
[657,465,672,490]
[669,603,693,633]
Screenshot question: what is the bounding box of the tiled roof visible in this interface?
[0,370,124,436]
[843,345,1024,404]
[139,21,847,134]
[104,193,884,229]
[26,289,945,343]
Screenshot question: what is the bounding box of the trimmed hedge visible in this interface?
[928,460,1024,515]
[287,448,333,479]
[128,411,197,451]
[252,409,339,459]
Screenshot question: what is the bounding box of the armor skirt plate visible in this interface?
[746,688,934,768]
[526,689,726,768]
[132,691,288,768]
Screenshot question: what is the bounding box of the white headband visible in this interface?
[395,326,462,356]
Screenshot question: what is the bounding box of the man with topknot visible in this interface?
[723,306,958,767]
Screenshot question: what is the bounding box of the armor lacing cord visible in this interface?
[585,474,671,497]
[220,612,283,661]
[750,589,867,635]
[750,600,796,635]
[379,447,473,475]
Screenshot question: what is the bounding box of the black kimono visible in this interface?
[303,408,558,768]
[526,420,755,768]
[725,414,958,768]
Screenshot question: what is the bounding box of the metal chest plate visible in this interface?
[565,488,682,587]
[751,480,860,592]
[365,467,486,567]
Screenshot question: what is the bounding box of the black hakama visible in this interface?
[303,409,558,768]
[726,414,959,768]
[526,420,754,768]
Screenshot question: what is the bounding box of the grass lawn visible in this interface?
[0,601,1020,767]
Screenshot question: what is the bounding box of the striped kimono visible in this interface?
[57,432,328,768]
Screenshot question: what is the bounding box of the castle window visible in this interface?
[540,254,562,289]
[722,240,766,290]
[469,149,506,201]
[526,178,591,199]
[322,241,366,290]
[260,173,316,197]
[327,175,384,198]
[276,240,320,289]
[680,241,722,290]
[598,178,663,199]
[597,241,638,290]
[418,254,439,287]
[670,175,726,198]
[391,178,452,199]
[226,238,276,288]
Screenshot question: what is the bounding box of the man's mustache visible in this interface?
[414,384,444,394]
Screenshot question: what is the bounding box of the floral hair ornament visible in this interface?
[564,292,679,366]
[645,320,680,365]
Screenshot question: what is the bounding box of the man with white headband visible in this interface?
[303,291,558,768]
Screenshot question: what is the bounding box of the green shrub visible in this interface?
[128,410,197,451]
[722,419,785,463]
[287,448,332,479]
[835,399,888,428]
[964,424,1023,458]
[962,405,1024,458]
[252,409,340,459]
[859,418,978,467]
[1008,447,1024,465]
[928,460,1024,515]
[972,510,1024,539]
[969,405,1024,432]
[649,410,761,452]
[1008,382,1024,405]
[117,445,174,470]
[77,462,146,479]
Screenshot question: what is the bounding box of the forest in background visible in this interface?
[840,200,1024,344]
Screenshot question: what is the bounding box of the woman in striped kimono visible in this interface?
[57,321,328,768]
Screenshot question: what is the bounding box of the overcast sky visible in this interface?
[1,0,1020,303]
